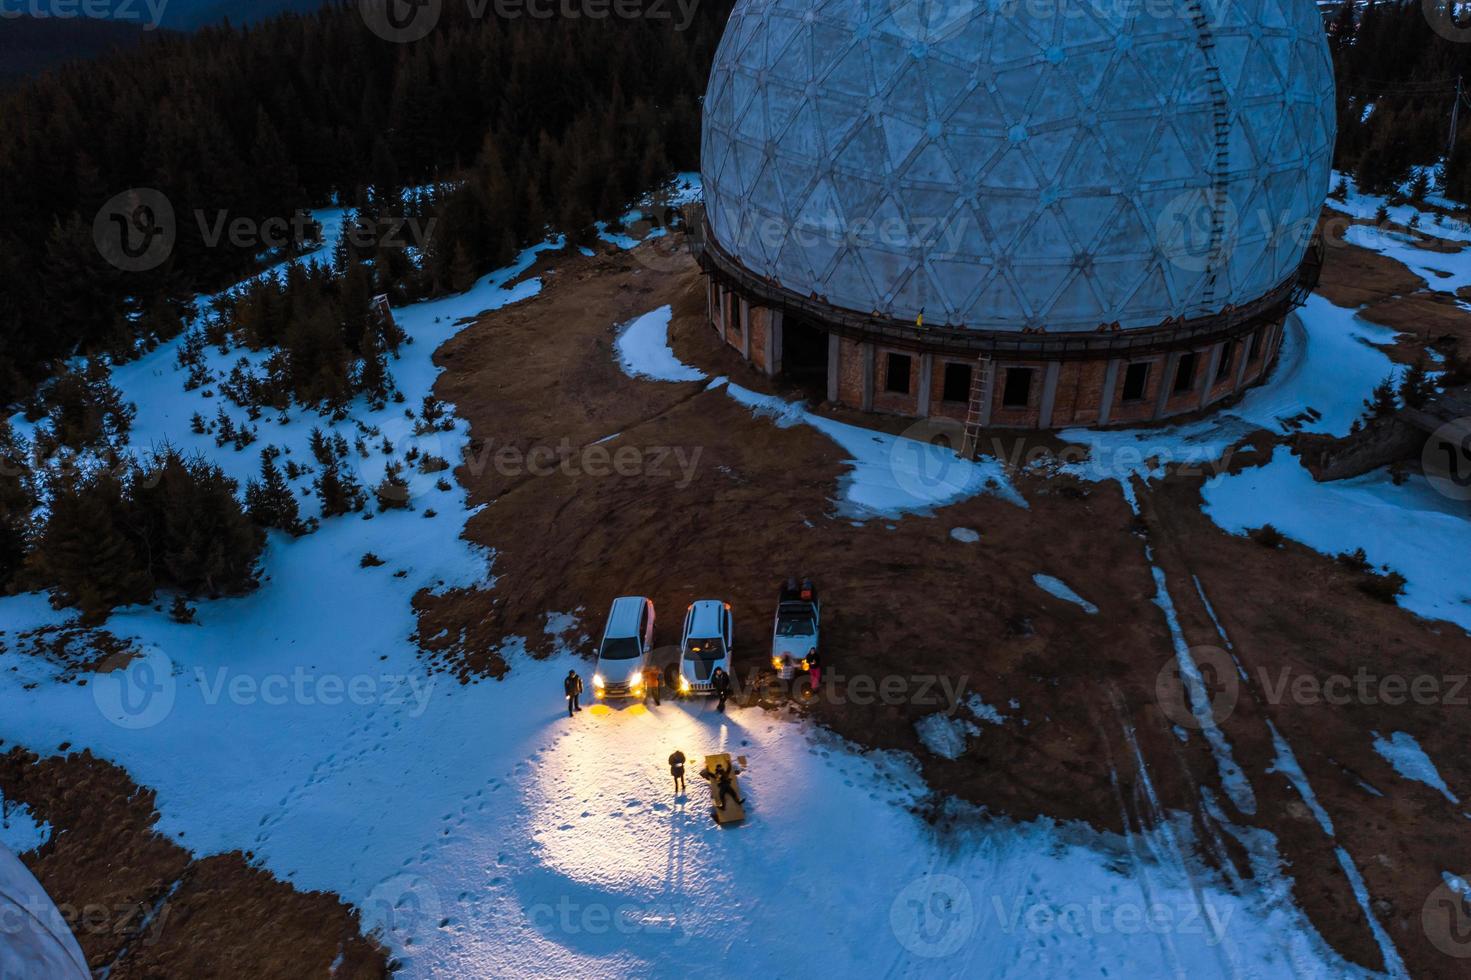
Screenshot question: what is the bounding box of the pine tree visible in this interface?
[374,461,411,511]
[1399,359,1432,409]
[1364,374,1399,419]
[315,458,366,518]
[28,470,150,621]
[245,448,305,535]
[449,243,477,294]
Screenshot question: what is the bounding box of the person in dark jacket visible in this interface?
[668,749,686,795]
[712,667,731,713]
[643,664,663,706]
[564,670,583,716]
[712,764,743,810]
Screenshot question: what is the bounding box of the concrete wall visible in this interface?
[703,275,1288,431]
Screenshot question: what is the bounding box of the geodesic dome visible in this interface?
[0,844,90,979]
[700,0,1335,332]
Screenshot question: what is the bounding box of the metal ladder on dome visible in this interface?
[960,356,995,461]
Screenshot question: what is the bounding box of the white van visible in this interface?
[593,596,655,699]
[678,599,733,695]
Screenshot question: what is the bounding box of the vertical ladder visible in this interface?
[960,356,994,461]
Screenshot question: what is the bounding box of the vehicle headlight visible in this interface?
[593,673,604,687]
[771,657,781,669]
[679,676,691,693]
[630,675,643,689]
[800,659,809,670]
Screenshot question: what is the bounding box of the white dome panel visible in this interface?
[701,0,1336,332]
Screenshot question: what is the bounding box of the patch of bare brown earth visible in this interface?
[424,229,1471,977]
[0,746,388,977]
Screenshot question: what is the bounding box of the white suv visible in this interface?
[593,596,655,699]
[678,600,733,695]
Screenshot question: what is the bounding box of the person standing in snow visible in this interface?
[807,648,822,695]
[712,666,731,713]
[643,663,663,706]
[668,749,686,795]
[564,670,584,716]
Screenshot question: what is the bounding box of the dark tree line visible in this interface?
[1331,0,1471,198]
[0,0,730,404]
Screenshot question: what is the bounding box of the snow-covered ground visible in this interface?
[1031,574,1099,615]
[0,794,50,856]
[1372,731,1459,804]
[612,314,1026,519]
[0,188,1374,975]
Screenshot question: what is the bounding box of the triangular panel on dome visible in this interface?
[1091,257,1148,314]
[857,246,914,311]
[1214,35,1252,98]
[797,177,846,236]
[929,256,987,314]
[1097,116,1153,184]
[731,140,768,198]
[831,174,882,228]
[943,203,992,263]
[946,83,1008,132]
[889,264,942,321]
[985,146,1040,191]
[835,122,888,175]
[861,193,909,248]
[818,95,868,155]
[761,9,809,70]
[780,100,824,161]
[1046,267,1108,324]
[1028,68,1079,129]
[1103,54,1162,110]
[926,60,976,119]
[1061,2,1116,47]
[882,62,933,126]
[1069,49,1117,107]
[820,36,873,99]
[1026,128,1076,184]
[1056,195,1122,253]
[774,231,819,293]
[967,268,1029,323]
[735,89,769,144]
[981,192,1038,253]
[943,132,1006,180]
[881,113,927,171]
[1240,41,1285,99]
[1146,121,1201,182]
[1060,131,1120,190]
[1016,206,1073,259]
[1094,198,1154,259]
[1014,257,1069,318]
[764,81,805,149]
[904,141,959,185]
[993,65,1040,122]
[1123,261,1177,322]
[988,18,1046,69]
